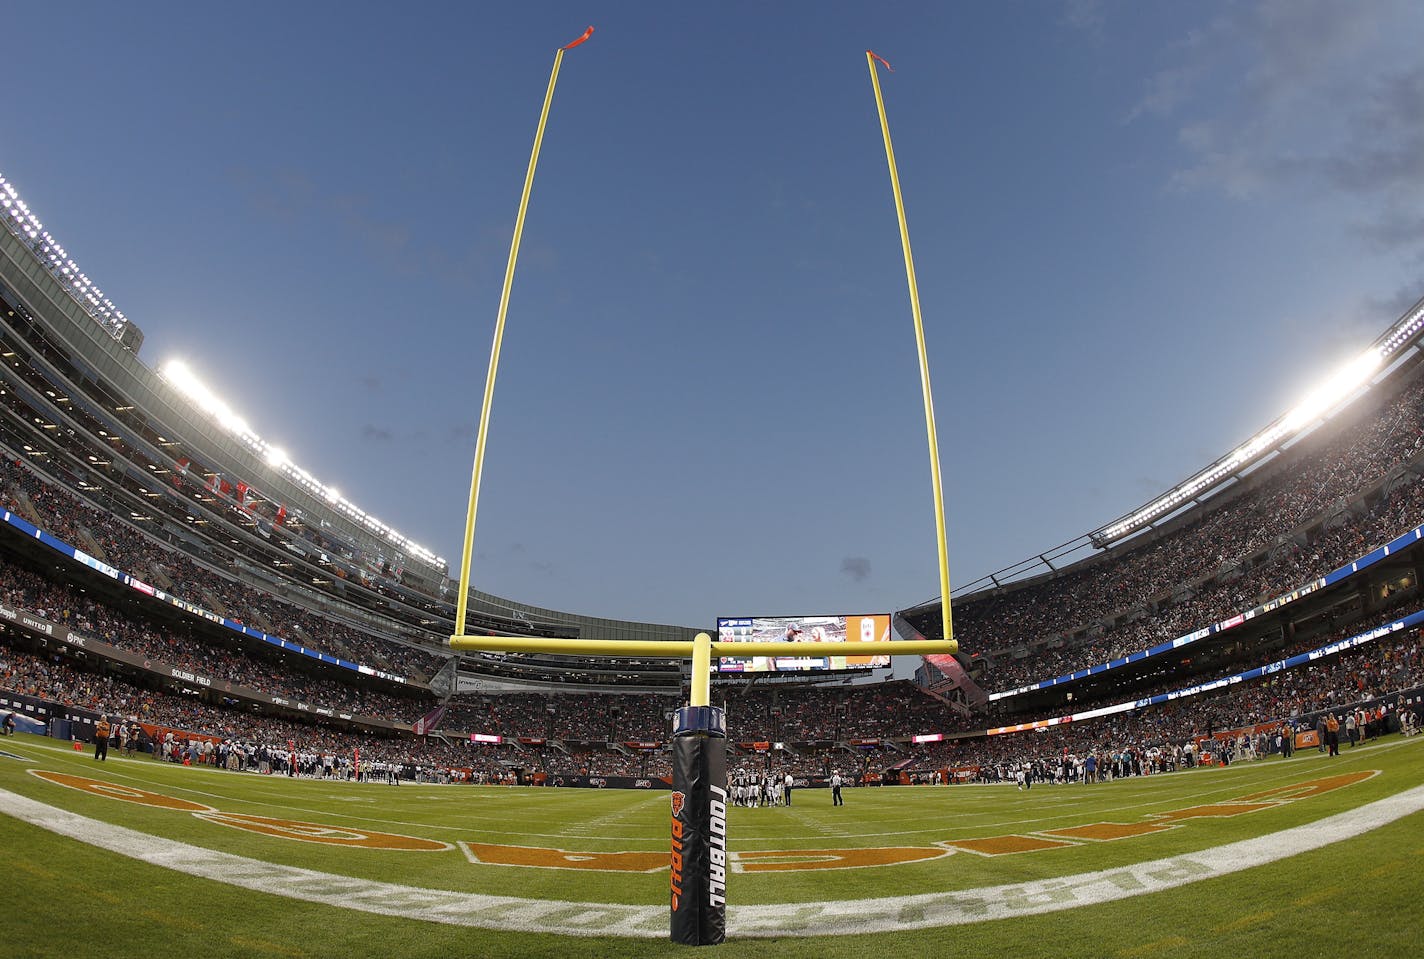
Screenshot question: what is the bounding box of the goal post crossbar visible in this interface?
[448,632,958,709]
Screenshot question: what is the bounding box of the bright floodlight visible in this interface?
[160,357,445,567]
[1283,348,1383,432]
[1095,298,1422,549]
[163,359,253,441]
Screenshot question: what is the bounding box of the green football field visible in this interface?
[2,732,1423,958]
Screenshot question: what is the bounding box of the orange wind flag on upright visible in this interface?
[867,50,894,72]
[564,26,595,50]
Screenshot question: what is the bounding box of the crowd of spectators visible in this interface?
[719,681,957,741]
[1,641,448,763]
[7,309,1424,788]
[0,456,448,679]
[443,681,964,743]
[0,353,539,646]
[0,639,675,781]
[524,744,673,779]
[8,597,1421,786]
[0,552,435,721]
[0,355,426,592]
[966,595,1420,732]
[923,372,1424,692]
[728,746,877,780]
[8,509,1420,765]
[903,623,1424,780]
[13,338,1424,716]
[444,692,676,741]
[980,477,1424,695]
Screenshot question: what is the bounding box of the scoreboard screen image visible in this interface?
[715,614,892,673]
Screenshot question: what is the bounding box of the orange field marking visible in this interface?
[1038,772,1377,848]
[28,769,450,851]
[1045,822,1174,841]
[197,812,450,851]
[460,842,667,872]
[24,767,1380,873]
[947,835,1077,856]
[447,771,1381,868]
[1237,770,1375,802]
[30,770,214,812]
[1156,802,1275,822]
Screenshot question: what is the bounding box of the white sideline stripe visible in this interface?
[2,784,1424,938]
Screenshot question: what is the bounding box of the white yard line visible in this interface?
[557,792,667,838]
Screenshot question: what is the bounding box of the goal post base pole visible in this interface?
[444,631,956,945]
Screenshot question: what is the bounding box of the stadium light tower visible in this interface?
[448,37,956,946]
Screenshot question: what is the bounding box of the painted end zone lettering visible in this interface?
[197,812,450,851]
[28,770,449,851]
[31,770,214,812]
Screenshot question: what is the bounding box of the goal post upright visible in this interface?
[867,49,955,647]
[690,630,713,707]
[454,27,594,640]
[446,41,960,946]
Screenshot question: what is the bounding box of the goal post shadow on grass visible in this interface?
[447,35,957,946]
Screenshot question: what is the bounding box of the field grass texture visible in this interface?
[2,731,1422,958]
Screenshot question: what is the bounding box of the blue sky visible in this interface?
[3,2,1422,627]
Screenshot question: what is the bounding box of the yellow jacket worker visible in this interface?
[94,717,111,762]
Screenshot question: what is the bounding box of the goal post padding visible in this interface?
[670,705,727,946]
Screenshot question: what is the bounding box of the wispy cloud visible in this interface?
[1321,67,1424,196]
[1125,63,1203,123]
[1353,205,1424,255]
[1365,286,1424,320]
[1061,0,1106,42]
[840,556,871,582]
[1127,1,1424,253]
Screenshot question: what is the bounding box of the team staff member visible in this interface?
[93,715,111,762]
[831,770,844,806]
